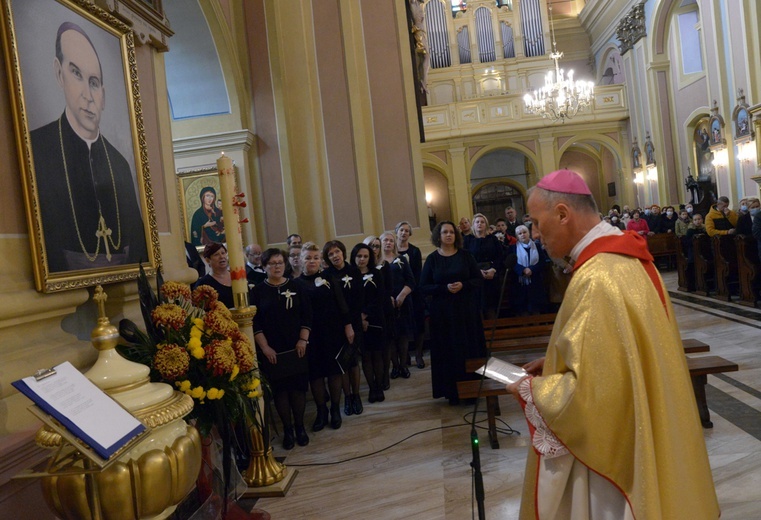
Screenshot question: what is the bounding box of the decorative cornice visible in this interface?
[95,0,173,51]
[615,3,647,55]
[172,129,255,157]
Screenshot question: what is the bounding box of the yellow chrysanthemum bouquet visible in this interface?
[118,269,264,439]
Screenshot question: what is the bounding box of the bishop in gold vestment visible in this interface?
[512,170,719,519]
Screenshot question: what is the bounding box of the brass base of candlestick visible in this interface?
[241,469,298,499]
[234,291,250,311]
[231,301,256,329]
[229,302,294,493]
[241,425,287,488]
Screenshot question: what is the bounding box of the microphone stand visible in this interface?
[470,257,513,520]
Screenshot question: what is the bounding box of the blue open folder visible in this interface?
[12,361,146,460]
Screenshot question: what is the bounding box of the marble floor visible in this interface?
[254,271,761,519]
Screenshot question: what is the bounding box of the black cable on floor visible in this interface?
[286,423,469,467]
[286,409,521,467]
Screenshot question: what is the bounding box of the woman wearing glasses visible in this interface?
[251,248,312,449]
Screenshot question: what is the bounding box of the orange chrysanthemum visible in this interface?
[231,334,255,373]
[192,285,219,310]
[204,310,238,338]
[161,281,192,302]
[152,303,188,330]
[205,339,237,376]
[212,301,233,320]
[154,343,190,380]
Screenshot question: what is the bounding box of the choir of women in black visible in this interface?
[324,240,365,416]
[251,249,312,449]
[420,221,486,405]
[298,242,354,431]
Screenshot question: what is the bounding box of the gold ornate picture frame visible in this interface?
[176,167,226,251]
[1,0,160,292]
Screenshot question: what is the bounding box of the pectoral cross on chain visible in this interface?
[96,215,113,261]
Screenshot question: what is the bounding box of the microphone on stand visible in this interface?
[469,257,514,520]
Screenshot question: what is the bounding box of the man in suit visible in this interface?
[245,243,266,286]
[504,206,519,237]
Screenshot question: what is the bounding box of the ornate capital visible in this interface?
[615,3,646,55]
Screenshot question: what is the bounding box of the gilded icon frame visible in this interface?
[176,167,227,251]
[0,0,160,292]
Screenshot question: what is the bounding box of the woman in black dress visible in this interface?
[395,221,426,369]
[251,249,312,449]
[298,242,354,431]
[324,240,365,416]
[192,242,234,308]
[463,213,505,319]
[420,221,486,405]
[380,231,415,383]
[351,243,388,403]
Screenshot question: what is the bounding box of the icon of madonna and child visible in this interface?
[190,186,225,247]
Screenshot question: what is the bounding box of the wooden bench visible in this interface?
[457,379,512,449]
[676,235,694,292]
[486,336,709,356]
[459,347,735,449]
[712,235,739,301]
[682,338,711,353]
[693,234,714,296]
[647,233,678,270]
[483,314,556,352]
[736,235,760,307]
[687,355,739,428]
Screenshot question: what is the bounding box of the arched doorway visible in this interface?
[470,148,534,222]
[472,182,524,225]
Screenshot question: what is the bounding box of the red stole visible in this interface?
[574,231,667,313]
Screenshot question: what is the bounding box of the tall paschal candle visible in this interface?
[216,152,248,306]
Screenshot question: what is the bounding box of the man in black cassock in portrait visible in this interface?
[31,22,147,273]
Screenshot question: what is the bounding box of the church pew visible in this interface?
[676,235,694,292]
[712,235,739,301]
[693,234,714,296]
[468,338,710,374]
[647,233,678,270]
[458,351,737,448]
[482,314,556,343]
[688,355,739,428]
[736,235,760,307]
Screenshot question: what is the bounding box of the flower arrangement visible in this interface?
[118,269,265,439]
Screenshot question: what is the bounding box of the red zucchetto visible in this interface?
[536,169,593,196]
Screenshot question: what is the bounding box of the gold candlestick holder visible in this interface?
[230,298,297,496]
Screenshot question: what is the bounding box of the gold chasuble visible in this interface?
[519,233,719,519]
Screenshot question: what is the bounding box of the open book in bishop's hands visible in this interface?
[475,358,529,385]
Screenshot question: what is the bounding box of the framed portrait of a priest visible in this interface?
[0,0,160,292]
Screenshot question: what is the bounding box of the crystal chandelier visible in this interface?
[523,4,595,123]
